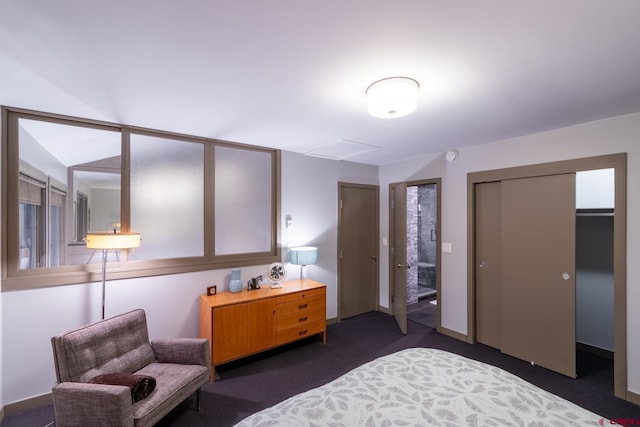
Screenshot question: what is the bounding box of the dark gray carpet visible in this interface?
[2,311,638,426]
[407,302,436,328]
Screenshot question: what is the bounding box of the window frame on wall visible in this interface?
[18,172,47,270]
[1,106,281,291]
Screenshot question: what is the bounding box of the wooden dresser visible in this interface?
[199,279,326,378]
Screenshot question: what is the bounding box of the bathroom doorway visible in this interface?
[406,181,440,329]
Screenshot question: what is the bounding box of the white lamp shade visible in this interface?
[289,246,318,266]
[86,232,141,249]
[366,77,419,118]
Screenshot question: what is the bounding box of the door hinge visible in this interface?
[391,295,394,303]
[340,199,343,209]
[340,249,343,259]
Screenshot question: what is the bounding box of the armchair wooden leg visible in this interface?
[196,388,201,412]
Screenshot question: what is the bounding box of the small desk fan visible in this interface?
[267,262,287,288]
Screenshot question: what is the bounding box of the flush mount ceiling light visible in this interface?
[366,77,420,118]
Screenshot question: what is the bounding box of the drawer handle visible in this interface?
[298,303,308,309]
[298,316,307,323]
[298,330,308,336]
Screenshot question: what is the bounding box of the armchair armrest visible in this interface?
[52,382,134,427]
[151,338,210,367]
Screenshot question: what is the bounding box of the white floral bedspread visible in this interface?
[234,348,605,426]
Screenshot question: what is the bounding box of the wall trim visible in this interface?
[627,390,640,406]
[2,392,51,418]
[437,325,467,342]
[378,305,391,315]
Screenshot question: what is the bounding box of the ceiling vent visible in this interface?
[305,140,379,161]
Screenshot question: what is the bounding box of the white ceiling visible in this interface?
[2,1,640,166]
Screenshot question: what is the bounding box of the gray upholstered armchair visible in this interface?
[51,309,210,427]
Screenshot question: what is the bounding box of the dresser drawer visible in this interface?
[277,287,325,304]
[278,294,325,316]
[277,319,326,345]
[277,304,325,330]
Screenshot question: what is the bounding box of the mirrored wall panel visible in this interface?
[18,118,121,268]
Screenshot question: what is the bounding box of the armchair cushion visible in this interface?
[151,338,209,365]
[88,373,156,402]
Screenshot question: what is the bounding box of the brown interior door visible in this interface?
[391,183,408,334]
[501,174,576,378]
[475,181,502,349]
[339,184,378,319]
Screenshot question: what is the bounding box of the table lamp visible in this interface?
[289,246,318,281]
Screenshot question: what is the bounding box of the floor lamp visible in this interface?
[86,231,141,319]
[289,246,318,281]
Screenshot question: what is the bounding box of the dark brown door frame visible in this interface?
[466,153,627,400]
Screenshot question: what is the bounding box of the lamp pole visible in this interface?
[86,231,140,321]
[100,248,108,320]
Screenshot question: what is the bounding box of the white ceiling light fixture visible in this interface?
[366,77,420,119]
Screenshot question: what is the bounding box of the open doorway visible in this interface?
[406,183,438,329]
[389,178,441,334]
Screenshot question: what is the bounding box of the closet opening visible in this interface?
[575,169,615,379]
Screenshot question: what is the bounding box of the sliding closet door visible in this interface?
[501,174,576,378]
[475,181,502,349]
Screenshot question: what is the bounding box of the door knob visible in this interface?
[371,255,377,261]
[397,263,403,269]
[479,261,486,268]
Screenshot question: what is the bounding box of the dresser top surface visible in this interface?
[200,279,326,307]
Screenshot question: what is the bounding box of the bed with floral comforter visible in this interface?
[234,348,605,426]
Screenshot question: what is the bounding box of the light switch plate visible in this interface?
[442,242,453,253]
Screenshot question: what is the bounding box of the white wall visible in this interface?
[378,111,640,395]
[0,151,377,407]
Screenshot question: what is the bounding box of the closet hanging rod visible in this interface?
[576,208,614,217]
